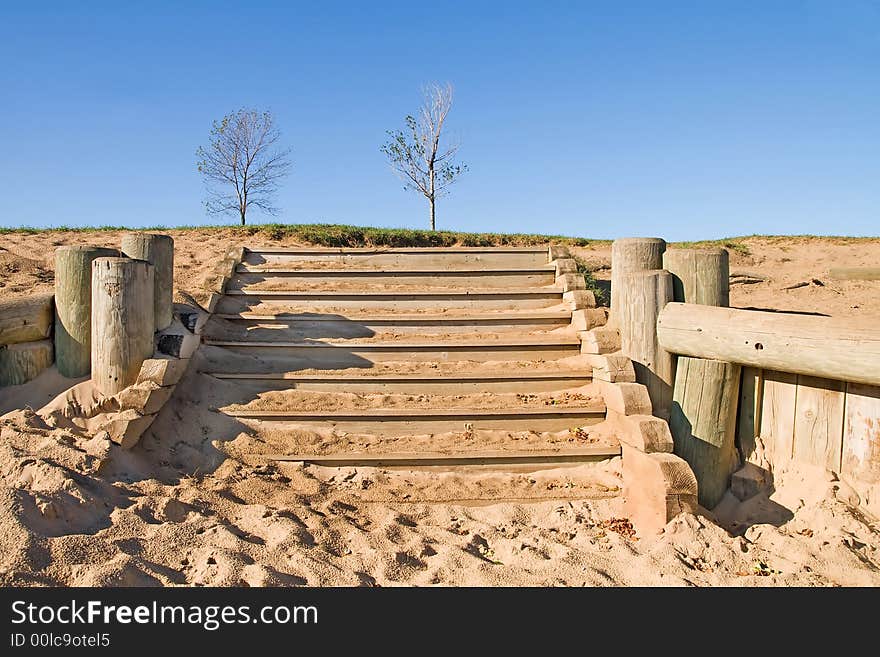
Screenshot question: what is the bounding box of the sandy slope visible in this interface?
[1,232,880,586]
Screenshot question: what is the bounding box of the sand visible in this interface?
[1,231,880,586]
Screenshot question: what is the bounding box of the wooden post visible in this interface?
[0,340,54,386]
[619,270,675,420]
[121,233,174,330]
[610,237,666,324]
[0,294,54,346]
[54,246,119,377]
[670,356,742,508]
[91,257,155,396]
[662,248,729,307]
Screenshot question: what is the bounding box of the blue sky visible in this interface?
[1,1,877,240]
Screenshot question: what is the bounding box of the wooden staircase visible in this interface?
[200,246,620,468]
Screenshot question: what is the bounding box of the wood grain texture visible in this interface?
[0,340,53,386]
[662,248,730,307]
[54,246,119,377]
[610,237,665,323]
[759,370,798,467]
[828,267,880,281]
[669,356,741,508]
[736,367,763,463]
[619,269,674,419]
[657,303,880,386]
[121,233,174,330]
[91,257,155,395]
[793,375,845,470]
[0,294,54,346]
[842,382,880,483]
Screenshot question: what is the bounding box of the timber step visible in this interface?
[224,405,605,433]
[243,248,552,269]
[202,337,581,362]
[229,267,557,290]
[213,310,571,327]
[261,446,621,467]
[223,288,562,297]
[215,288,564,314]
[206,371,592,394]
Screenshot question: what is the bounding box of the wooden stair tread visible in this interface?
[203,337,580,348]
[226,406,604,418]
[213,310,571,321]
[207,371,589,381]
[224,288,562,296]
[263,446,620,466]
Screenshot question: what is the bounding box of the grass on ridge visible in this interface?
[0,223,598,248]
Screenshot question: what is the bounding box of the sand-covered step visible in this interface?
[230,267,557,291]
[264,447,620,467]
[206,370,592,394]
[207,311,572,339]
[243,247,551,270]
[225,405,605,433]
[202,336,581,363]
[215,288,564,314]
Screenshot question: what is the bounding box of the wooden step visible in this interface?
[202,337,581,363]
[229,267,557,290]
[206,371,592,394]
[224,405,606,433]
[263,446,620,467]
[215,288,564,314]
[243,248,551,269]
[206,311,572,340]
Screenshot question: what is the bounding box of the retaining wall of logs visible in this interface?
[1,236,246,450]
[611,237,880,524]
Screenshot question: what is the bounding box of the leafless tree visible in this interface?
[196,109,292,225]
[381,83,467,230]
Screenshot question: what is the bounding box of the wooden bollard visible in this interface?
[662,248,729,307]
[610,237,666,324]
[619,269,675,420]
[91,258,155,395]
[54,246,119,377]
[669,356,741,508]
[121,233,174,330]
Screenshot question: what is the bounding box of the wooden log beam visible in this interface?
[828,267,880,281]
[121,233,174,330]
[657,302,880,387]
[91,258,155,396]
[669,356,741,508]
[619,269,675,419]
[0,340,54,386]
[54,246,119,377]
[0,294,54,346]
[610,237,665,323]
[662,247,729,306]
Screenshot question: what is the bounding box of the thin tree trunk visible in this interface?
[429,165,436,231]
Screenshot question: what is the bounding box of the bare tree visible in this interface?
[196,109,292,225]
[381,83,467,230]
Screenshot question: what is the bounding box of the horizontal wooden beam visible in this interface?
[657,302,880,386]
[263,446,620,467]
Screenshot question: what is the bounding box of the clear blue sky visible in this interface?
[1,1,877,240]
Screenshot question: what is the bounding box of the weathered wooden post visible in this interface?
[662,248,729,306]
[661,248,738,507]
[121,233,174,331]
[54,245,119,377]
[91,257,155,396]
[619,269,675,419]
[669,357,741,508]
[610,237,666,325]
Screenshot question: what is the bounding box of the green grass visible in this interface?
[0,222,599,248]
